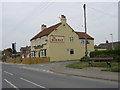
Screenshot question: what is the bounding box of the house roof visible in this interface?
[30,23,62,41]
[75,32,94,40]
[30,22,94,41]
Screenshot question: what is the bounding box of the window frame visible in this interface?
[42,38,47,44]
[81,40,85,44]
[69,37,74,42]
[69,49,74,55]
[41,49,47,57]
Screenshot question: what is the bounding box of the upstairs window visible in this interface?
[37,40,40,46]
[69,37,74,42]
[42,38,47,44]
[31,41,36,46]
[81,40,91,44]
[81,40,85,44]
[87,40,90,44]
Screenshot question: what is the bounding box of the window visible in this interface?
[87,40,90,44]
[70,49,74,55]
[37,40,40,46]
[69,37,74,42]
[42,38,47,44]
[31,41,36,46]
[81,40,85,44]
[31,51,36,57]
[41,49,46,57]
[81,40,90,44]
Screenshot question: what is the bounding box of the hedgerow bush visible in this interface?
[90,49,120,62]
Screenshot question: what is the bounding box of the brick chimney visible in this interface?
[41,24,47,31]
[60,15,67,24]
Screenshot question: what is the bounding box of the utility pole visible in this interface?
[83,4,88,56]
[110,33,114,50]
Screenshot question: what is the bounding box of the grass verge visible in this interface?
[66,62,120,72]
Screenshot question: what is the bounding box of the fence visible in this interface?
[6,57,50,64]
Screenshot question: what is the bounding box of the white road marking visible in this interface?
[20,77,46,89]
[4,71,13,76]
[4,79,19,90]
[40,65,44,66]
[20,67,54,74]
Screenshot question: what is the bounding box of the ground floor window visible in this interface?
[41,49,47,57]
[31,51,36,57]
[70,49,74,55]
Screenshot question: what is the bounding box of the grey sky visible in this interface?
[1,1,118,51]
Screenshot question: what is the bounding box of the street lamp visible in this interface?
[110,33,113,50]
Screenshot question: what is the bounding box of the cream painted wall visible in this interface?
[48,23,94,61]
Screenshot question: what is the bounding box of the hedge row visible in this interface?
[90,50,120,61]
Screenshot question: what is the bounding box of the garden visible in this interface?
[66,45,120,72]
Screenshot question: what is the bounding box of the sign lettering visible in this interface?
[50,35,64,43]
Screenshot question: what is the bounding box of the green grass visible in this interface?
[92,62,109,67]
[66,62,120,72]
[108,62,120,72]
[66,62,89,69]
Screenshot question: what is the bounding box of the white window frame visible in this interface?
[69,37,74,42]
[31,41,36,46]
[41,49,46,57]
[81,40,85,44]
[31,51,35,57]
[42,38,47,44]
[37,40,40,46]
[87,40,90,44]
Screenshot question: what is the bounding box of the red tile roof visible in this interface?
[30,23,62,41]
[75,32,94,40]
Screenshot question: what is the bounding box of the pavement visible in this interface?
[2,61,119,82]
[50,63,119,81]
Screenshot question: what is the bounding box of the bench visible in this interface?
[89,57,114,67]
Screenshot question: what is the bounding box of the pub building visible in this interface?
[30,15,94,62]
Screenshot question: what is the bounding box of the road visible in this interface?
[2,62,118,89]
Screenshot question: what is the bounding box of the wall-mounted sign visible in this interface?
[50,35,64,43]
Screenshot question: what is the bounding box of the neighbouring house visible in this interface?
[2,49,12,62]
[20,46,31,58]
[12,52,22,58]
[30,15,94,62]
[94,40,120,50]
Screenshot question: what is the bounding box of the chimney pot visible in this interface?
[60,15,67,24]
[41,24,47,31]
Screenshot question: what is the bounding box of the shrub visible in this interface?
[90,49,120,61]
[80,56,90,62]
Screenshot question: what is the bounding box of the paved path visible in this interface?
[50,63,118,81]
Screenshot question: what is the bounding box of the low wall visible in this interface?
[22,58,31,64]
[6,57,50,64]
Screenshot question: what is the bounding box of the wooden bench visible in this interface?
[89,57,114,67]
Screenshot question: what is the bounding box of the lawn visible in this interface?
[66,62,120,72]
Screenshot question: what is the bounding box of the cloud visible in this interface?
[1,2,118,51]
